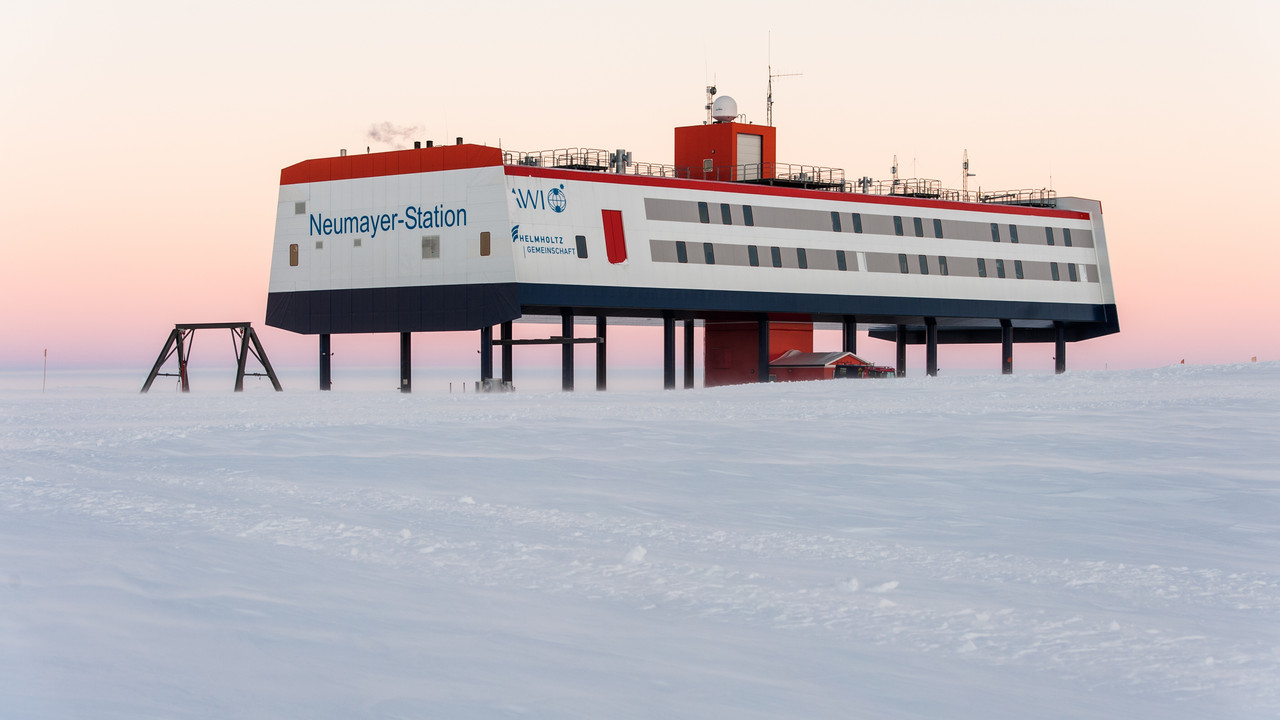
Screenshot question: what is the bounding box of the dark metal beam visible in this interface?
[663,311,676,389]
[480,326,493,381]
[1001,320,1014,375]
[842,315,857,354]
[561,308,574,392]
[500,321,513,385]
[1055,322,1067,375]
[319,334,331,391]
[596,316,607,391]
[895,324,907,378]
[683,320,695,389]
[399,332,412,393]
[925,317,938,377]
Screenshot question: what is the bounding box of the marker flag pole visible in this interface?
[43,349,47,392]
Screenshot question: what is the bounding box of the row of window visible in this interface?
[650,238,1098,283]
[893,253,1080,282]
[655,198,1096,248]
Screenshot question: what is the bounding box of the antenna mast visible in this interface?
[767,33,801,127]
[962,149,976,197]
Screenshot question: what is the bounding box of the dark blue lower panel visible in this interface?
[266,281,1118,340]
[266,283,520,334]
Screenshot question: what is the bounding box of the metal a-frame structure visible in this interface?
[141,322,283,393]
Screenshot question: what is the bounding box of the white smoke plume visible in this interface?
[367,122,424,150]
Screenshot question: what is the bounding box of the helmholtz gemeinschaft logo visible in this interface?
[512,184,567,213]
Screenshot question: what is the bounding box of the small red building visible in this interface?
[769,350,894,382]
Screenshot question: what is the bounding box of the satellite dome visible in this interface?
[711,95,738,123]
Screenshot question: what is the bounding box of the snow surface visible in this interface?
[2,363,1278,719]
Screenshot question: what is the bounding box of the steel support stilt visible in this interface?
[399,332,412,393]
[319,333,331,391]
[480,326,493,382]
[895,324,907,378]
[663,311,676,389]
[1055,322,1067,375]
[1001,320,1014,375]
[501,322,513,385]
[683,319,695,389]
[561,308,574,392]
[596,316,607,391]
[842,315,857,355]
[925,317,938,377]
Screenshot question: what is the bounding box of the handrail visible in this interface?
[503,148,1056,207]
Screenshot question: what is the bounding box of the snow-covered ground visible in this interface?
[2,363,1277,719]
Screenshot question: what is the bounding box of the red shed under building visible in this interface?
[770,349,895,382]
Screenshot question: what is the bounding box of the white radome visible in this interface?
[712,95,738,122]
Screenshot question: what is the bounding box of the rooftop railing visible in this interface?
[503,148,1056,207]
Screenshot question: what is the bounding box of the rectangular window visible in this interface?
[898,253,909,273]
[990,223,1000,242]
[703,242,715,264]
[913,217,924,237]
[1069,263,1079,282]
[1009,224,1019,243]
[1063,228,1073,247]
[1014,260,1024,279]
[289,243,299,266]
[996,259,1006,278]
[836,250,848,271]
[1045,227,1055,246]
[315,240,323,250]
[831,211,842,232]
[602,209,627,263]
[797,247,808,269]
[918,254,929,275]
[938,256,949,276]
[743,205,755,226]
[933,218,943,238]
[748,245,759,267]
[770,246,782,268]
[480,231,491,256]
[675,241,688,263]
[697,202,710,224]
[1051,262,1060,281]
[294,201,306,215]
[575,235,588,259]
[353,238,362,248]
[978,258,988,277]
[422,235,440,259]
[852,213,863,233]
[720,203,732,225]
[894,216,904,236]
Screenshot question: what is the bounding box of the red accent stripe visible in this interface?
[602,209,627,264]
[280,145,503,185]
[505,165,1089,220]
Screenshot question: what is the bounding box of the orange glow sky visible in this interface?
[3,1,1277,378]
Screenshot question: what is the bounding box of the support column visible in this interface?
[501,321,513,385]
[319,333,332,391]
[399,331,412,393]
[683,320,695,389]
[895,324,907,378]
[234,327,251,392]
[925,317,938,377]
[1054,322,1067,375]
[842,315,857,355]
[561,308,574,392]
[663,311,676,389]
[757,314,770,383]
[596,315,607,391]
[1001,319,1014,375]
[480,326,493,383]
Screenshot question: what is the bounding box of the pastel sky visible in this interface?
[2,0,1277,378]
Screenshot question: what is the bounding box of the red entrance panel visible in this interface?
[602,209,627,264]
[703,321,814,387]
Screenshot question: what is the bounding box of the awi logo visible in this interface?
[512,184,567,213]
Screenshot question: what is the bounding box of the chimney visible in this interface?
[456,137,463,145]
[414,141,421,149]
